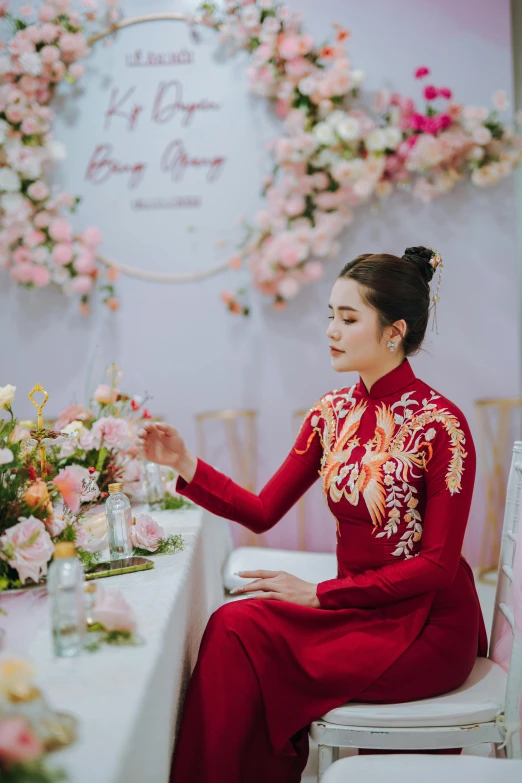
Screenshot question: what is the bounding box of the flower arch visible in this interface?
[0,0,520,316]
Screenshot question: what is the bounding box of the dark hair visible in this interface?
[337,246,436,356]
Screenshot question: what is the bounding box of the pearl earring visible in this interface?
[387,341,398,352]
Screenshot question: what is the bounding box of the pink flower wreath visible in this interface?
[1,0,521,316]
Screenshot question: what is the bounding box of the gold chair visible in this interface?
[194,409,264,547]
[474,397,522,584]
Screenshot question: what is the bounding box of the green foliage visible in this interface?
[160,494,194,511]
[133,533,184,558]
[0,759,67,783]
[84,624,142,652]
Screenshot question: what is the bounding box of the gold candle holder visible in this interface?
[28,384,49,475]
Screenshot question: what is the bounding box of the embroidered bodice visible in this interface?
[177,360,476,611]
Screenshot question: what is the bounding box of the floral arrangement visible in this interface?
[0,656,66,782]
[0,384,100,591]
[0,0,120,313]
[54,376,155,504]
[201,1,522,314]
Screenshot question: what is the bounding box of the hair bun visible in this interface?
[402,246,436,283]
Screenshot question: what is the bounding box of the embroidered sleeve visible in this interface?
[317,407,477,609]
[176,403,324,534]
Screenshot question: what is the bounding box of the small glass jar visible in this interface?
[143,460,163,507]
[105,482,133,560]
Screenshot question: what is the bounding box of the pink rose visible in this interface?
[414,66,430,79]
[34,211,50,228]
[73,252,95,274]
[40,45,60,64]
[48,218,72,242]
[13,246,32,264]
[0,517,54,584]
[53,466,84,513]
[424,85,438,101]
[25,229,46,246]
[94,384,118,405]
[130,514,164,552]
[69,63,84,80]
[10,264,34,284]
[52,242,73,265]
[438,87,452,100]
[278,34,301,60]
[68,275,93,295]
[39,6,56,23]
[0,717,43,764]
[31,265,50,287]
[92,586,137,633]
[21,116,37,134]
[81,226,102,246]
[55,403,93,431]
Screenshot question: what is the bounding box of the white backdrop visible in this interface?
[1,0,519,560]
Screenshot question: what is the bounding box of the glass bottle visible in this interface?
[143,460,163,507]
[47,542,85,658]
[105,482,133,560]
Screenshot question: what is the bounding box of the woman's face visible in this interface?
[326,277,403,373]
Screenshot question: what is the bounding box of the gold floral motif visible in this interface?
[295,387,468,558]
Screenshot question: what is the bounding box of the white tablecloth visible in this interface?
[7,507,232,783]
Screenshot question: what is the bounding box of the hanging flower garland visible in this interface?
[0,0,521,316]
[201,1,522,315]
[0,0,121,314]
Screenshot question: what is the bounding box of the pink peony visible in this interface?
[92,416,129,449]
[39,6,56,23]
[278,34,301,60]
[0,717,43,764]
[53,466,83,513]
[48,218,72,242]
[424,85,438,101]
[68,275,93,295]
[73,251,95,274]
[92,586,137,633]
[0,517,54,584]
[27,181,48,201]
[34,211,50,228]
[130,513,164,552]
[25,229,46,247]
[13,246,32,264]
[40,44,60,64]
[10,264,34,284]
[68,63,85,80]
[415,66,430,79]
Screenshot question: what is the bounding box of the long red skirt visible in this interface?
[170,561,486,783]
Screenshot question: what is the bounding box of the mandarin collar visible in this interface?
[356,360,416,400]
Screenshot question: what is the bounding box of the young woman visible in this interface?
[139,246,487,783]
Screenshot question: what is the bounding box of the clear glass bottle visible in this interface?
[143,460,163,507]
[47,542,85,658]
[105,482,133,560]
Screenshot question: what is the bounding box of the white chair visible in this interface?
[223,546,336,593]
[321,754,522,783]
[310,440,522,780]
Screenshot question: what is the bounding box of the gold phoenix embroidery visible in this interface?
[295,387,468,558]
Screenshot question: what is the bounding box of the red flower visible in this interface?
[88,467,96,474]
[438,87,452,100]
[424,85,438,101]
[438,113,452,129]
[408,113,425,131]
[415,66,430,79]
[143,409,153,419]
[28,467,36,481]
[131,399,140,412]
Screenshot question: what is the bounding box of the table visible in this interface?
[1,506,233,783]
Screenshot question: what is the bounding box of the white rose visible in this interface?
[472,126,492,145]
[350,69,365,88]
[62,420,85,437]
[313,122,336,145]
[0,168,21,193]
[0,120,8,144]
[336,117,361,142]
[19,52,42,76]
[468,145,485,162]
[1,192,25,214]
[0,448,14,465]
[326,110,348,128]
[0,385,16,409]
[365,129,388,152]
[384,126,403,149]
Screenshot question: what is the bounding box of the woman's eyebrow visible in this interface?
[328,304,359,312]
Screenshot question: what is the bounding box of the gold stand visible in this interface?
[474,397,522,584]
[195,410,264,547]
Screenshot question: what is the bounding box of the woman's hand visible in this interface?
[230,570,321,608]
[137,422,197,483]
